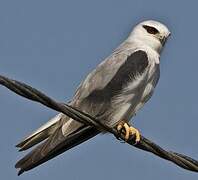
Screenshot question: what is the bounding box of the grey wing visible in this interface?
[71,47,133,117]
[72,48,149,119]
[72,51,129,104]
[72,41,144,104]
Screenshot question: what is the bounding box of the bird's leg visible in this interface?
[117,121,141,143]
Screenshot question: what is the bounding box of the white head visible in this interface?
[128,20,171,53]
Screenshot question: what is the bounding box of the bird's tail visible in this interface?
[15,115,99,175]
[16,113,63,151]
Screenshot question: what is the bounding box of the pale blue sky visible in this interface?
[0,0,198,179]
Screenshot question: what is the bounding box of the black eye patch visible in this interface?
[143,25,159,34]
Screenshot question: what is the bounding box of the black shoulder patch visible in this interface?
[104,50,149,95]
[79,50,149,117]
[112,50,149,85]
[84,50,148,99]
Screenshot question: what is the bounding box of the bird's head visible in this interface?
[128,20,171,53]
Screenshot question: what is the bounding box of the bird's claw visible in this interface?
[116,121,141,143]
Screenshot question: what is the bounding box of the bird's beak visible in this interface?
[159,32,171,46]
[160,36,167,46]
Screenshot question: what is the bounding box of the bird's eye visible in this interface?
[143,25,159,34]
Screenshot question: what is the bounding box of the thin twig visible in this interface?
[0,75,198,172]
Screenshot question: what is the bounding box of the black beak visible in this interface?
[159,32,171,46]
[160,37,166,46]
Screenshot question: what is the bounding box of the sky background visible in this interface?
[0,0,198,179]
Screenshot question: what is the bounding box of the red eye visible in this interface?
[143,25,159,34]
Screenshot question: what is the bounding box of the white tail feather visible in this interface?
[16,113,63,150]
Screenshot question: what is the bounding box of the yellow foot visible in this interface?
[117,121,141,143]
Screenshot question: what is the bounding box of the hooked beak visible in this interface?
[159,36,167,46]
[159,32,171,46]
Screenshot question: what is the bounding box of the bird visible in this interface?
[15,20,171,175]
